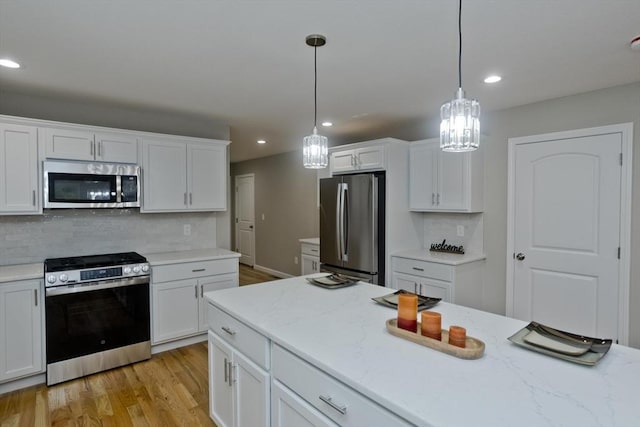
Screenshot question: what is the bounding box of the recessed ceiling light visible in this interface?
[321,121,333,127]
[484,75,502,84]
[257,139,266,144]
[0,59,20,69]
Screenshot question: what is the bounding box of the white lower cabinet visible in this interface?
[391,255,485,309]
[0,279,43,383]
[300,241,320,275]
[151,258,238,344]
[272,380,338,427]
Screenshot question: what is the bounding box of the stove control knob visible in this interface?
[133,266,141,274]
[141,264,150,273]
[59,274,68,282]
[123,267,132,274]
[47,275,57,284]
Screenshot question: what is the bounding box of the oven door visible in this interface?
[45,276,150,365]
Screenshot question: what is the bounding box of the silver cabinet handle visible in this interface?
[516,253,526,261]
[221,326,236,336]
[319,395,347,415]
[200,284,204,298]
[90,141,94,156]
[194,285,198,298]
[412,267,424,272]
[32,190,36,206]
[34,289,38,306]
[224,357,228,383]
[414,283,417,294]
[230,363,235,385]
[189,193,193,205]
[98,141,102,157]
[419,283,423,295]
[192,268,206,272]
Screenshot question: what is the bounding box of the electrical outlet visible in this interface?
[183,224,191,236]
[294,256,298,265]
[457,225,464,237]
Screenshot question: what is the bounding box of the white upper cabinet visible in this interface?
[330,144,386,174]
[409,138,483,212]
[142,137,228,212]
[0,123,40,215]
[43,127,138,163]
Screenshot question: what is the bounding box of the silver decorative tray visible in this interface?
[508,321,612,366]
[306,274,359,289]
[372,290,441,311]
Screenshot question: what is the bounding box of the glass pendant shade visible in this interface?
[440,88,480,152]
[303,126,328,168]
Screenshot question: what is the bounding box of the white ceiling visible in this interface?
[1,0,639,163]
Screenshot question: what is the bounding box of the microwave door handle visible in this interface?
[115,176,122,203]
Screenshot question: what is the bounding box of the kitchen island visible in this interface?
[205,276,640,427]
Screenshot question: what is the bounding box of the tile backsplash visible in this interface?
[423,213,483,254]
[0,209,217,266]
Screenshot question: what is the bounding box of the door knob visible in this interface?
[249,225,253,229]
[515,253,525,261]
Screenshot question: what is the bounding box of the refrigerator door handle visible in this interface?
[336,183,343,260]
[341,183,349,262]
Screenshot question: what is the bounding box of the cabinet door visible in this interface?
[419,279,451,302]
[198,274,238,332]
[392,272,421,294]
[0,124,40,214]
[301,254,318,275]
[409,141,438,210]
[330,150,356,174]
[272,380,338,427]
[141,139,188,211]
[354,146,385,171]
[43,127,95,161]
[152,279,199,343]
[437,150,468,210]
[0,280,43,382]
[188,143,226,210]
[209,332,234,427]
[95,132,138,164]
[234,350,270,427]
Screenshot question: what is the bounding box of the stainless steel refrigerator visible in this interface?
[319,172,385,285]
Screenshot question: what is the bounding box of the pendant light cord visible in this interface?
[458,0,462,89]
[314,45,318,128]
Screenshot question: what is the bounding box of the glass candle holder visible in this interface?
[397,294,418,332]
[420,311,442,340]
[448,325,467,348]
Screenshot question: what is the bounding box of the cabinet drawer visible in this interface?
[392,257,452,282]
[272,345,410,427]
[207,304,269,370]
[301,243,320,256]
[152,258,238,283]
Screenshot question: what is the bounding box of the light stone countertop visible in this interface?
[392,248,486,265]
[205,276,640,427]
[0,263,43,283]
[299,237,320,245]
[144,248,240,266]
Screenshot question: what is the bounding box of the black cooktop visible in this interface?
[45,252,147,272]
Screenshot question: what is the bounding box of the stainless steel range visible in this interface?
[44,252,151,385]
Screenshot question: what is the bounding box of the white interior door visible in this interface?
[507,127,630,342]
[235,174,255,266]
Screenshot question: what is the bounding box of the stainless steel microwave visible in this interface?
[43,161,140,208]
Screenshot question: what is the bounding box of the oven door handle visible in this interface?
[45,276,149,297]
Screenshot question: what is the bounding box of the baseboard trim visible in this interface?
[0,373,45,395]
[151,334,207,354]
[253,264,292,279]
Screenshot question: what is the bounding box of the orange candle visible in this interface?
[448,325,467,348]
[420,311,442,340]
[397,294,418,332]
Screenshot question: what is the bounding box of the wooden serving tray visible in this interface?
[386,319,485,360]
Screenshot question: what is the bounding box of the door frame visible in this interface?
[234,173,255,267]
[506,123,633,345]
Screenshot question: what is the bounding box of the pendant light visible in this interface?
[440,0,480,152]
[303,34,328,168]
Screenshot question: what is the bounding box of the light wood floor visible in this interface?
[0,264,280,426]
